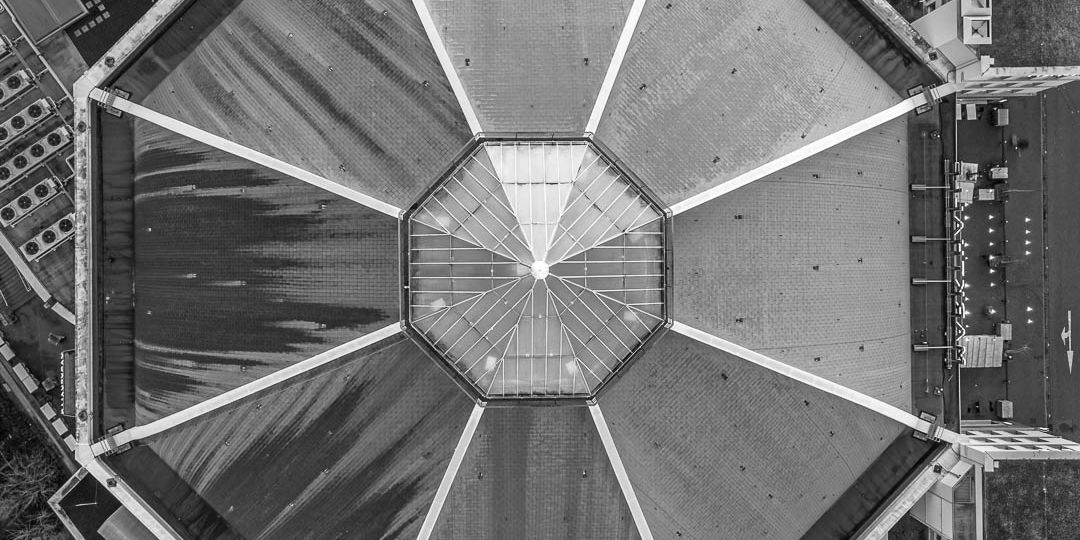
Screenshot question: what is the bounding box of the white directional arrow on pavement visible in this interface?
[1062,310,1073,374]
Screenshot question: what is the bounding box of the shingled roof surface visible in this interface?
[427,0,633,132]
[111,336,474,539]
[131,121,399,424]
[87,0,935,537]
[596,0,901,205]
[674,117,912,408]
[121,0,472,209]
[598,332,907,539]
[430,406,639,538]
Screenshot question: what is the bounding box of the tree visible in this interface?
[0,451,60,521]
[8,507,67,540]
[0,395,68,539]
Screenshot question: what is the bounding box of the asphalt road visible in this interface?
[1044,82,1080,437]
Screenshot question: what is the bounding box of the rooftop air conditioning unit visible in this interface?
[0,70,33,109]
[0,127,71,188]
[0,177,59,227]
[963,16,992,45]
[20,212,74,262]
[0,98,52,146]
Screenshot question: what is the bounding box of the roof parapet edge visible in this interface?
[48,468,90,540]
[81,458,184,540]
[851,444,960,540]
[74,0,190,92]
[857,0,955,82]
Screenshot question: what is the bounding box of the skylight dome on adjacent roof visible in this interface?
[406,139,669,400]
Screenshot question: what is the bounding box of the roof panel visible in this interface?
[121,0,471,209]
[671,117,911,408]
[597,331,905,540]
[111,336,473,539]
[596,0,902,206]
[803,434,941,539]
[980,0,1080,67]
[7,0,85,41]
[800,0,942,94]
[131,120,399,424]
[431,406,640,539]
[427,0,633,133]
[985,460,1080,539]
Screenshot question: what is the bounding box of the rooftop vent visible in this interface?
[1,178,60,228]
[0,70,32,109]
[963,16,992,45]
[0,99,52,147]
[0,127,70,188]
[20,212,75,262]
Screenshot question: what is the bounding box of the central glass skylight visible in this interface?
[406,140,668,399]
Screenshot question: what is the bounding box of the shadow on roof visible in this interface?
[431,405,640,539]
[110,336,474,539]
[597,330,906,539]
[129,119,399,424]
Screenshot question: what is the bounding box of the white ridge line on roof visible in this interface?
[86,89,403,218]
[412,0,483,135]
[588,402,654,540]
[669,83,959,215]
[585,0,647,134]
[417,402,485,540]
[94,323,402,454]
[670,321,963,444]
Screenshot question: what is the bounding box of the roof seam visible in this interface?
[668,83,958,215]
[417,402,485,540]
[93,323,403,455]
[411,0,483,135]
[87,89,403,217]
[588,402,655,540]
[585,0,648,134]
[670,321,962,444]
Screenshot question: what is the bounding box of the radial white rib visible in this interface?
[586,0,647,134]
[669,83,958,215]
[91,323,402,455]
[86,88,402,217]
[589,402,654,540]
[417,402,485,540]
[412,0,483,135]
[671,321,962,444]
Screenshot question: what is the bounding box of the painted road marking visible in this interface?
[1062,310,1073,374]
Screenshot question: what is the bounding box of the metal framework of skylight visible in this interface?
[404,138,670,400]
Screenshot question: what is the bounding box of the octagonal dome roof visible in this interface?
[76,0,945,538]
